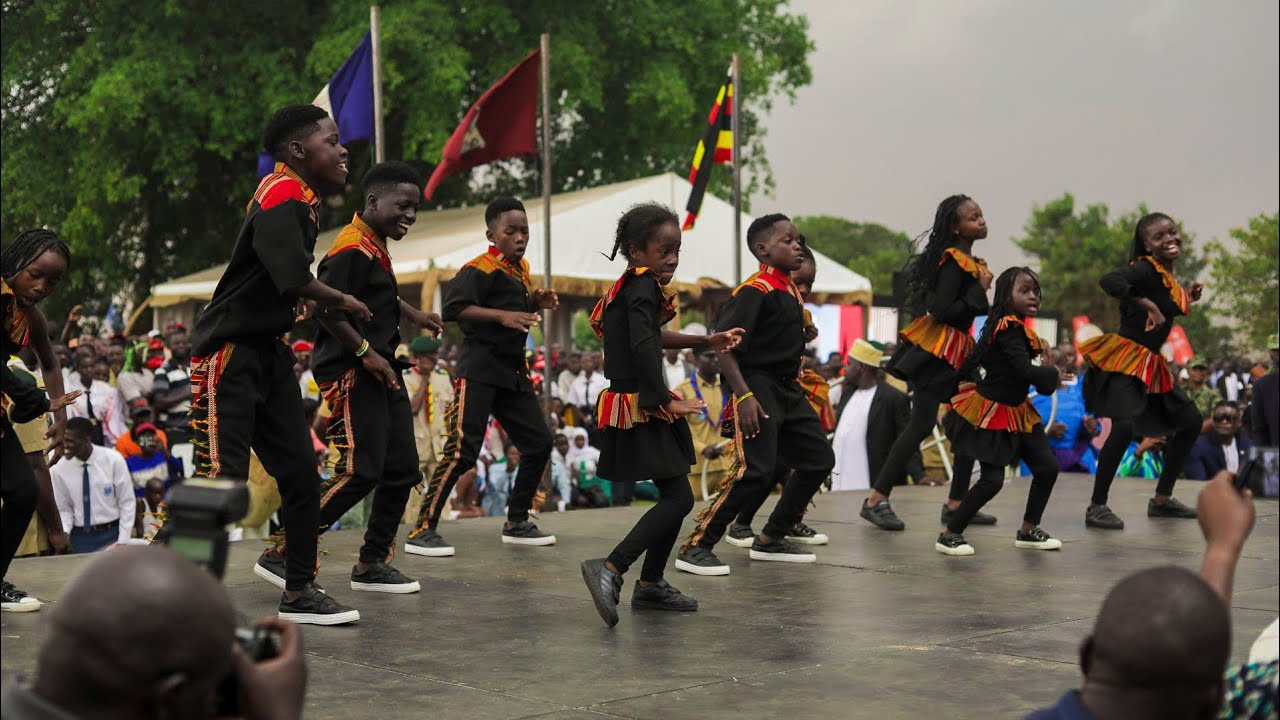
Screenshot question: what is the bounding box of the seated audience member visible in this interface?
[50,417,135,553]
[1252,334,1278,446]
[831,340,911,491]
[1027,347,1100,474]
[1186,401,1255,480]
[123,422,178,494]
[0,545,307,720]
[556,352,582,402]
[134,477,166,540]
[66,353,127,445]
[567,351,607,410]
[1183,355,1224,433]
[483,446,521,518]
[674,346,731,501]
[114,404,170,459]
[549,431,574,512]
[114,338,160,405]
[152,328,192,444]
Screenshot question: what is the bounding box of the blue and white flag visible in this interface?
[258,33,376,177]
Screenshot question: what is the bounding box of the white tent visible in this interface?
[148,172,871,315]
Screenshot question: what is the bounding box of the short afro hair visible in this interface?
[262,104,331,159]
[485,196,526,226]
[363,161,423,198]
[745,213,791,257]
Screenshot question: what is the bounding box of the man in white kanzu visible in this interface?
[831,341,912,492]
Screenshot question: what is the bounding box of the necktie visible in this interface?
[82,462,93,528]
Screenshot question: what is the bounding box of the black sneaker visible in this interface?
[941,504,997,526]
[1148,496,1197,519]
[501,520,556,546]
[675,546,730,576]
[1014,527,1063,551]
[861,499,906,531]
[0,581,42,613]
[631,579,699,612]
[581,558,623,627]
[749,536,816,563]
[1085,504,1125,530]
[725,523,755,548]
[253,549,288,590]
[786,521,829,545]
[278,584,360,626]
[404,528,455,557]
[350,563,421,594]
[935,531,974,556]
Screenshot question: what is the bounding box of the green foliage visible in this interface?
[572,309,601,351]
[793,215,911,294]
[1205,212,1279,352]
[1,0,813,323]
[1013,193,1233,356]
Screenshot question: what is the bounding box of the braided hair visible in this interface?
[1129,212,1174,263]
[902,194,971,316]
[958,266,1040,377]
[607,203,679,261]
[2,228,71,281]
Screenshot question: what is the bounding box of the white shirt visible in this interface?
[66,380,128,446]
[663,358,688,391]
[556,369,576,401]
[831,386,877,491]
[51,445,135,543]
[1223,437,1240,473]
[568,372,607,408]
[115,368,154,403]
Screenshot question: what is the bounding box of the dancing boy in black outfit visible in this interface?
[189,105,370,625]
[255,162,441,595]
[676,214,836,576]
[406,197,559,557]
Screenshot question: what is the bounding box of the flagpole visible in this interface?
[370,5,386,163]
[540,32,554,403]
[731,52,742,285]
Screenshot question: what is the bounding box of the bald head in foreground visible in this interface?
[2,545,306,720]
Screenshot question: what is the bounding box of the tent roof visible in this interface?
[149,172,871,308]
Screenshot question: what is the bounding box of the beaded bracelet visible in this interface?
[355,339,370,357]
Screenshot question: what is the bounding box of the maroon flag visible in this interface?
[424,49,540,200]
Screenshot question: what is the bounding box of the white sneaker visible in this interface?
[1,581,43,612]
[1014,527,1063,551]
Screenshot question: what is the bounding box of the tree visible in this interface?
[793,215,912,295]
[1,0,813,322]
[1204,212,1279,352]
[1014,193,1231,356]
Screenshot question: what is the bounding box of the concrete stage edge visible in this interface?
[2,476,1276,719]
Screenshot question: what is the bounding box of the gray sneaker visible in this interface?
[675,546,730,576]
[725,523,755,548]
[405,528,455,557]
[1085,505,1125,530]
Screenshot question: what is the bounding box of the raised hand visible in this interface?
[531,288,560,310]
[708,327,745,352]
[1188,282,1204,302]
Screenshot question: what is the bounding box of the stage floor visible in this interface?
[2,476,1277,719]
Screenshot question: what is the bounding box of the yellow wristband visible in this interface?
[736,391,754,404]
[355,339,370,357]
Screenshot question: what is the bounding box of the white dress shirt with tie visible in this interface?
[51,445,135,544]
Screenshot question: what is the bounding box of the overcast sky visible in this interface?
[752,0,1280,276]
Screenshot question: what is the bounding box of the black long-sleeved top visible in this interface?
[930,252,990,330]
[444,247,534,391]
[1099,257,1188,353]
[716,265,806,378]
[311,214,402,384]
[191,163,320,356]
[976,317,1058,406]
[2,284,48,423]
[600,272,669,410]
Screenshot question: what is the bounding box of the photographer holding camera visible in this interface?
[0,545,307,720]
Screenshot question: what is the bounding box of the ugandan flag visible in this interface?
[682,66,733,230]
